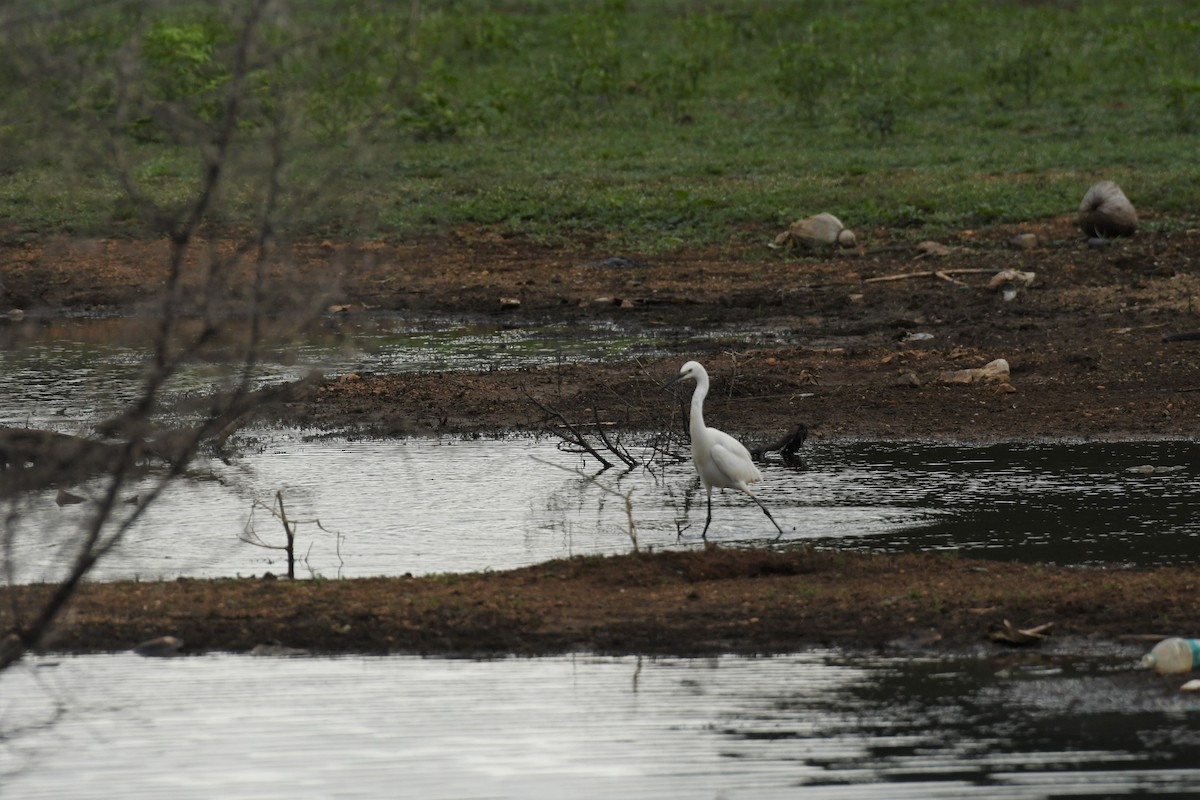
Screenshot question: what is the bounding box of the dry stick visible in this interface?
[275,491,296,580]
[522,386,614,469]
[240,490,340,579]
[591,407,638,468]
[935,270,969,287]
[863,268,995,284]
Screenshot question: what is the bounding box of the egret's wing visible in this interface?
[709,436,763,489]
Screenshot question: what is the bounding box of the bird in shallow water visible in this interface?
[666,360,784,540]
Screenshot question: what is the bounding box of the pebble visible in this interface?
[133,635,184,657]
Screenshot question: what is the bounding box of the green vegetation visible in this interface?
[1,0,1198,249]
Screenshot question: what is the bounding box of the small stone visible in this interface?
[988,270,1036,290]
[55,489,86,506]
[916,240,950,257]
[939,358,1011,384]
[499,296,521,310]
[1010,233,1038,250]
[895,370,922,387]
[134,635,184,657]
[997,382,1018,394]
[251,643,310,657]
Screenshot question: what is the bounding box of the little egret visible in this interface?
[666,360,784,539]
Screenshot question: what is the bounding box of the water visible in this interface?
[3,650,1199,799]
[4,317,1200,798]
[4,435,1199,584]
[0,314,787,429]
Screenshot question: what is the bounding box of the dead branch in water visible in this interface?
[749,424,809,462]
[522,386,638,469]
[240,491,342,580]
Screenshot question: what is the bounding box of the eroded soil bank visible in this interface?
[11,548,1196,659]
[1,218,1198,657]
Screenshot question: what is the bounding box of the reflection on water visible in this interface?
[0,314,788,429]
[3,436,1199,584]
[0,316,648,429]
[3,650,1199,799]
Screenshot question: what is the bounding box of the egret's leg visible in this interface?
[701,487,713,539]
[745,490,784,539]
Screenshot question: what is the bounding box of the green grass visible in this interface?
[1,0,1198,249]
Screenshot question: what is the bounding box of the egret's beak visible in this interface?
[663,370,687,389]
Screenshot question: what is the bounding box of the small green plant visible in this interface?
[794,582,819,599]
[848,55,909,140]
[1165,77,1200,133]
[987,31,1059,109]
[773,40,839,125]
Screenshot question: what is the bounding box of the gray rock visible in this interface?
[1078,180,1137,238]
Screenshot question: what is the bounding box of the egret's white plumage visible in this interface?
[667,360,784,539]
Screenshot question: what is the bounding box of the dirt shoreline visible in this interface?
[2,221,1199,658]
[10,548,1194,661]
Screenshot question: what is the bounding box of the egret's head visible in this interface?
[666,360,703,387]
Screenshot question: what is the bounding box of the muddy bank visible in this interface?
[2,220,1199,658]
[7,547,1191,659]
[6,218,1197,442]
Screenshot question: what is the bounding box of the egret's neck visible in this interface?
[689,376,708,440]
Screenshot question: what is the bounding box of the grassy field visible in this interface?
[1,1,1198,249]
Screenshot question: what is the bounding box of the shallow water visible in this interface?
[0,314,785,428]
[4,435,1199,584]
[3,650,1199,799]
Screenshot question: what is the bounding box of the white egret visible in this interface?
[666,360,784,539]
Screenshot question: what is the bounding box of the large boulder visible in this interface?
[1078,180,1137,238]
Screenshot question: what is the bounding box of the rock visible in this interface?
[916,241,950,257]
[1078,180,1137,238]
[939,358,1010,384]
[895,370,922,387]
[55,489,87,506]
[583,256,646,269]
[499,296,521,310]
[133,635,184,657]
[988,619,1054,646]
[771,213,857,250]
[987,270,1035,290]
[1010,233,1038,250]
[250,643,310,657]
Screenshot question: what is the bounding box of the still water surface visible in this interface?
[5,435,1199,583]
[4,650,1200,799]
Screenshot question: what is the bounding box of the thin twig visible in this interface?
[863,268,994,284]
[522,386,613,469]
